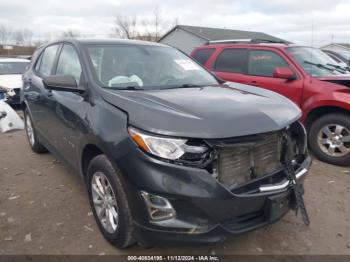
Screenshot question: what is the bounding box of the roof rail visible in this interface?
[250,39,288,44]
[206,38,289,45]
[207,39,252,44]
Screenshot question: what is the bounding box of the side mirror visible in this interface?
[273,67,296,80]
[43,75,84,93]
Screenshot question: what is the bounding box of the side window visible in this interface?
[38,45,59,76]
[192,48,215,65]
[248,50,289,77]
[56,44,82,85]
[214,49,247,73]
[34,54,43,72]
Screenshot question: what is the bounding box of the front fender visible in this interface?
[301,91,350,122]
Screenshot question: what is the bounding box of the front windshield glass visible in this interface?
[0,61,29,75]
[87,44,218,90]
[337,51,350,60]
[287,47,350,77]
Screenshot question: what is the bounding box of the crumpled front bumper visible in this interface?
[115,144,311,245]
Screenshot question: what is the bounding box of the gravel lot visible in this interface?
[0,127,350,255]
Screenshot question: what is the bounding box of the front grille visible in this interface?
[218,132,282,189]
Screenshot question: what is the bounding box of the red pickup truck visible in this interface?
[191,42,350,166]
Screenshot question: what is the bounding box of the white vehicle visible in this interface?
[0,58,30,105]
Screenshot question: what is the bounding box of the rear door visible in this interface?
[246,49,303,105]
[191,48,215,67]
[211,48,251,84]
[23,44,61,141]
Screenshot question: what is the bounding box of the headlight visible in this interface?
[128,127,208,160]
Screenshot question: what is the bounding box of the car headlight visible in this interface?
[128,127,208,160]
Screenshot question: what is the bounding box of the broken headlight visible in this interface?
[128,127,209,161]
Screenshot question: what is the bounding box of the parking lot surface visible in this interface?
[0,129,350,255]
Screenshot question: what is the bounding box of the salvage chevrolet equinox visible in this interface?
[22,39,311,248]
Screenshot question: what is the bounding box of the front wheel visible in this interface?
[309,113,350,166]
[24,109,47,153]
[87,155,135,248]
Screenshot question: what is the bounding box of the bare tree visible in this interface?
[61,29,81,38]
[153,6,162,40]
[113,8,172,42]
[22,29,34,46]
[13,30,24,45]
[113,14,138,39]
[11,28,33,46]
[139,8,163,41]
[0,25,12,45]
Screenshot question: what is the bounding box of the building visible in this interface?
[0,45,35,57]
[321,43,350,53]
[158,25,289,54]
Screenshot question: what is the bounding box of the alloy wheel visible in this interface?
[317,124,350,157]
[25,114,35,146]
[91,172,119,234]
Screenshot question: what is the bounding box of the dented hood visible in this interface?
[101,83,301,139]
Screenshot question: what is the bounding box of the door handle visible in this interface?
[24,78,32,90]
[46,89,53,97]
[250,81,260,87]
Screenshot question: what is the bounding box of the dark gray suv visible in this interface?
[22,39,311,248]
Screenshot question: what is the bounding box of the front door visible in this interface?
[245,49,304,106]
[45,43,89,167]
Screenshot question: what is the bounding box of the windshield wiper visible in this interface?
[105,86,144,90]
[326,63,350,73]
[162,83,203,90]
[303,61,335,73]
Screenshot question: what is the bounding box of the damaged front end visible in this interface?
[127,122,311,245]
[202,121,309,195]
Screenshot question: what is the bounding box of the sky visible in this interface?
[0,0,349,46]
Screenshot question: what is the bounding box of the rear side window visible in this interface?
[38,45,59,76]
[214,49,247,73]
[248,50,289,77]
[192,48,215,65]
[56,44,82,84]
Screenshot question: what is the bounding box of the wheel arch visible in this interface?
[304,106,350,131]
[81,143,104,179]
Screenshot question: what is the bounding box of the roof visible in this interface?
[322,43,350,50]
[50,38,166,47]
[0,58,30,62]
[200,42,289,49]
[159,25,289,43]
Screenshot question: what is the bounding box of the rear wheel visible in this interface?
[24,109,47,153]
[87,155,135,248]
[309,113,350,166]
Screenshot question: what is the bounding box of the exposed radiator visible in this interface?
[218,132,282,188]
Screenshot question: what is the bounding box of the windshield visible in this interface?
[0,61,29,75]
[337,51,350,60]
[87,44,218,90]
[287,47,350,77]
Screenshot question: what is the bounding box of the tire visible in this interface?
[87,155,135,248]
[24,108,48,153]
[308,113,350,166]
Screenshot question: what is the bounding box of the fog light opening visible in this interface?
[141,191,176,221]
